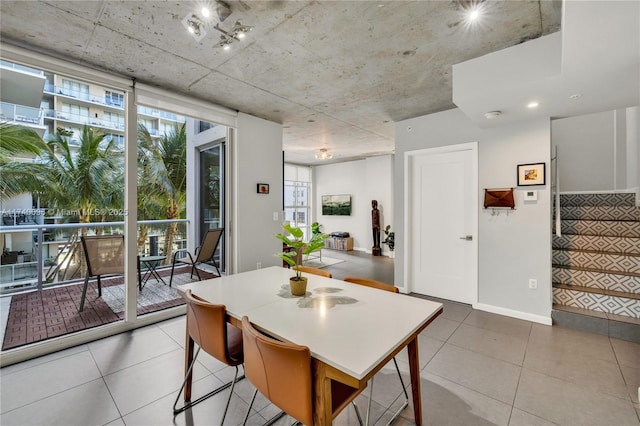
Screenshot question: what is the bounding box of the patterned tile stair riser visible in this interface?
[553,192,640,321]
[553,234,640,255]
[552,250,640,274]
[1,266,216,351]
[552,267,640,294]
[553,287,640,319]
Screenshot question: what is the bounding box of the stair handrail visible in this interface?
[552,145,561,236]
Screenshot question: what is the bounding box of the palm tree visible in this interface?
[0,121,49,199]
[40,126,123,226]
[137,123,187,264]
[1,124,124,280]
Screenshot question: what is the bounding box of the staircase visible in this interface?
[552,192,640,342]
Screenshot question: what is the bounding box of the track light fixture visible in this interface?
[182,1,251,49]
[213,21,253,49]
[182,13,207,42]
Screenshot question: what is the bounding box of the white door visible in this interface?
[405,143,477,304]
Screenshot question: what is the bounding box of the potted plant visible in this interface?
[311,221,322,235]
[383,225,395,251]
[275,223,328,296]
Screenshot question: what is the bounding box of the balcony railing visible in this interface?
[0,61,44,76]
[43,108,125,131]
[43,84,125,109]
[137,106,185,123]
[0,219,189,295]
[1,102,43,125]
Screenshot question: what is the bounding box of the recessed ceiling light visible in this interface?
[569,93,583,100]
[468,8,480,21]
[201,7,210,18]
[484,110,502,119]
[527,101,539,109]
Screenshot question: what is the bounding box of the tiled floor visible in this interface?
[1,250,639,425]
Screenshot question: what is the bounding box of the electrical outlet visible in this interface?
[257,262,261,269]
[528,278,537,289]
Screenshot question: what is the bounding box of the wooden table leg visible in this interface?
[408,336,422,425]
[312,359,333,425]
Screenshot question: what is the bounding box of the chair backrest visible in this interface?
[182,289,236,364]
[241,316,314,425]
[343,276,398,293]
[81,235,124,277]
[195,228,223,263]
[294,265,332,278]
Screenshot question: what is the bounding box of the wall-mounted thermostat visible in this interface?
[524,190,538,201]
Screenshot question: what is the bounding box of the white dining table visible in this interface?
[179,266,443,425]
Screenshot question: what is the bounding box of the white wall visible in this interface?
[551,108,640,192]
[314,155,393,254]
[233,113,283,273]
[395,108,551,323]
[627,106,640,196]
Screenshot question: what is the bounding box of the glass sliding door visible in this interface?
[0,61,127,351]
[199,143,225,272]
[1,48,236,365]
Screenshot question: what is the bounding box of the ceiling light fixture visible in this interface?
[182,13,207,42]
[315,148,333,160]
[182,1,251,48]
[213,20,253,49]
[527,101,539,108]
[484,110,502,119]
[458,0,486,22]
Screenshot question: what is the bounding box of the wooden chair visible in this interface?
[173,290,244,422]
[343,277,407,425]
[170,228,223,287]
[240,316,363,426]
[293,265,332,278]
[79,235,124,312]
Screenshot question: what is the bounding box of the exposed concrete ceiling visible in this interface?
[453,1,639,128]
[0,0,562,164]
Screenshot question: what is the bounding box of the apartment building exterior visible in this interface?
[0,59,187,293]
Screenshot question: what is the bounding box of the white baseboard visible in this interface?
[473,303,551,325]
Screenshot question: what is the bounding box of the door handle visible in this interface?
[459,235,473,241]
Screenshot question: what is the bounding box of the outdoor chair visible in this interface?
[240,316,363,426]
[293,265,332,278]
[343,276,408,425]
[173,289,244,421]
[169,228,223,287]
[79,235,125,312]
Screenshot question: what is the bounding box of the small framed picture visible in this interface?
[257,183,269,194]
[517,163,545,186]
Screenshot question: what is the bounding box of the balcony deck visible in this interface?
[1,265,215,351]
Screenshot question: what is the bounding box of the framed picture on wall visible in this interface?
[257,183,269,194]
[517,163,545,186]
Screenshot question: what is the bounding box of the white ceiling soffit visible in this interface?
[0,65,45,108]
[452,0,640,127]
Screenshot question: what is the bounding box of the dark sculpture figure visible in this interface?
[371,200,382,256]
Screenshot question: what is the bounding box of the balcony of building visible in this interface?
[0,219,215,351]
[43,83,125,111]
[0,102,47,136]
[42,108,125,132]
